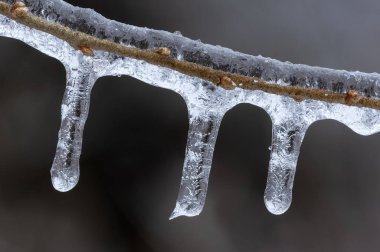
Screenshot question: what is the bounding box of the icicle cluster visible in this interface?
[2,0,380,219]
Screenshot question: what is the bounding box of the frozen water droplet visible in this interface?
[170,109,223,219]
[264,121,307,215]
[174,30,182,36]
[51,63,96,192]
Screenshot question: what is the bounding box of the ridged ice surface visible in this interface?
[51,60,97,192]
[2,0,380,218]
[169,103,226,219]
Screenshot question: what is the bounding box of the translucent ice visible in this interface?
[3,0,380,218]
[264,121,308,214]
[170,108,224,219]
[51,58,97,192]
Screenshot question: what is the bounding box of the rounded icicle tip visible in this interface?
[51,170,79,192]
[264,194,292,215]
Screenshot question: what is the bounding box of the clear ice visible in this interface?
[170,105,225,219]
[2,0,380,218]
[264,120,308,214]
[51,61,97,192]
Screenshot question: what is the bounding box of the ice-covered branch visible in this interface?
[2,0,380,219]
[1,1,380,110]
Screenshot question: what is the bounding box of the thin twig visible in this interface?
[1,1,380,110]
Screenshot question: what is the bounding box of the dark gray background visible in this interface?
[1,0,380,251]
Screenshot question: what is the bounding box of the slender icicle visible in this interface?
[264,121,308,215]
[51,61,96,192]
[170,109,224,219]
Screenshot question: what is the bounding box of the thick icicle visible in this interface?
[51,60,96,192]
[170,109,224,219]
[5,0,380,219]
[264,120,308,215]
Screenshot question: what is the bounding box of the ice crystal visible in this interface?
[2,0,380,219]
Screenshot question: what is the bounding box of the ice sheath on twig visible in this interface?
[3,0,380,218]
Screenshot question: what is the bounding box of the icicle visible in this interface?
[5,0,380,220]
[51,61,96,192]
[264,120,308,215]
[170,109,224,219]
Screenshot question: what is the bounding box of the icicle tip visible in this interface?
[264,197,291,215]
[169,202,202,220]
[50,170,79,192]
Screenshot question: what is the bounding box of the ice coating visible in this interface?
[0,13,73,64]
[170,108,224,219]
[264,121,308,214]
[3,0,380,97]
[51,58,97,192]
[104,57,230,218]
[3,4,380,217]
[237,92,380,214]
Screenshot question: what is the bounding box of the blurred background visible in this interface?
[1,0,380,251]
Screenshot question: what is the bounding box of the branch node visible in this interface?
[220,76,236,88]
[78,45,94,56]
[1,0,380,110]
[11,2,28,18]
[345,90,360,105]
[155,47,171,56]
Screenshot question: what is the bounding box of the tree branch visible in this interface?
[1,0,380,109]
